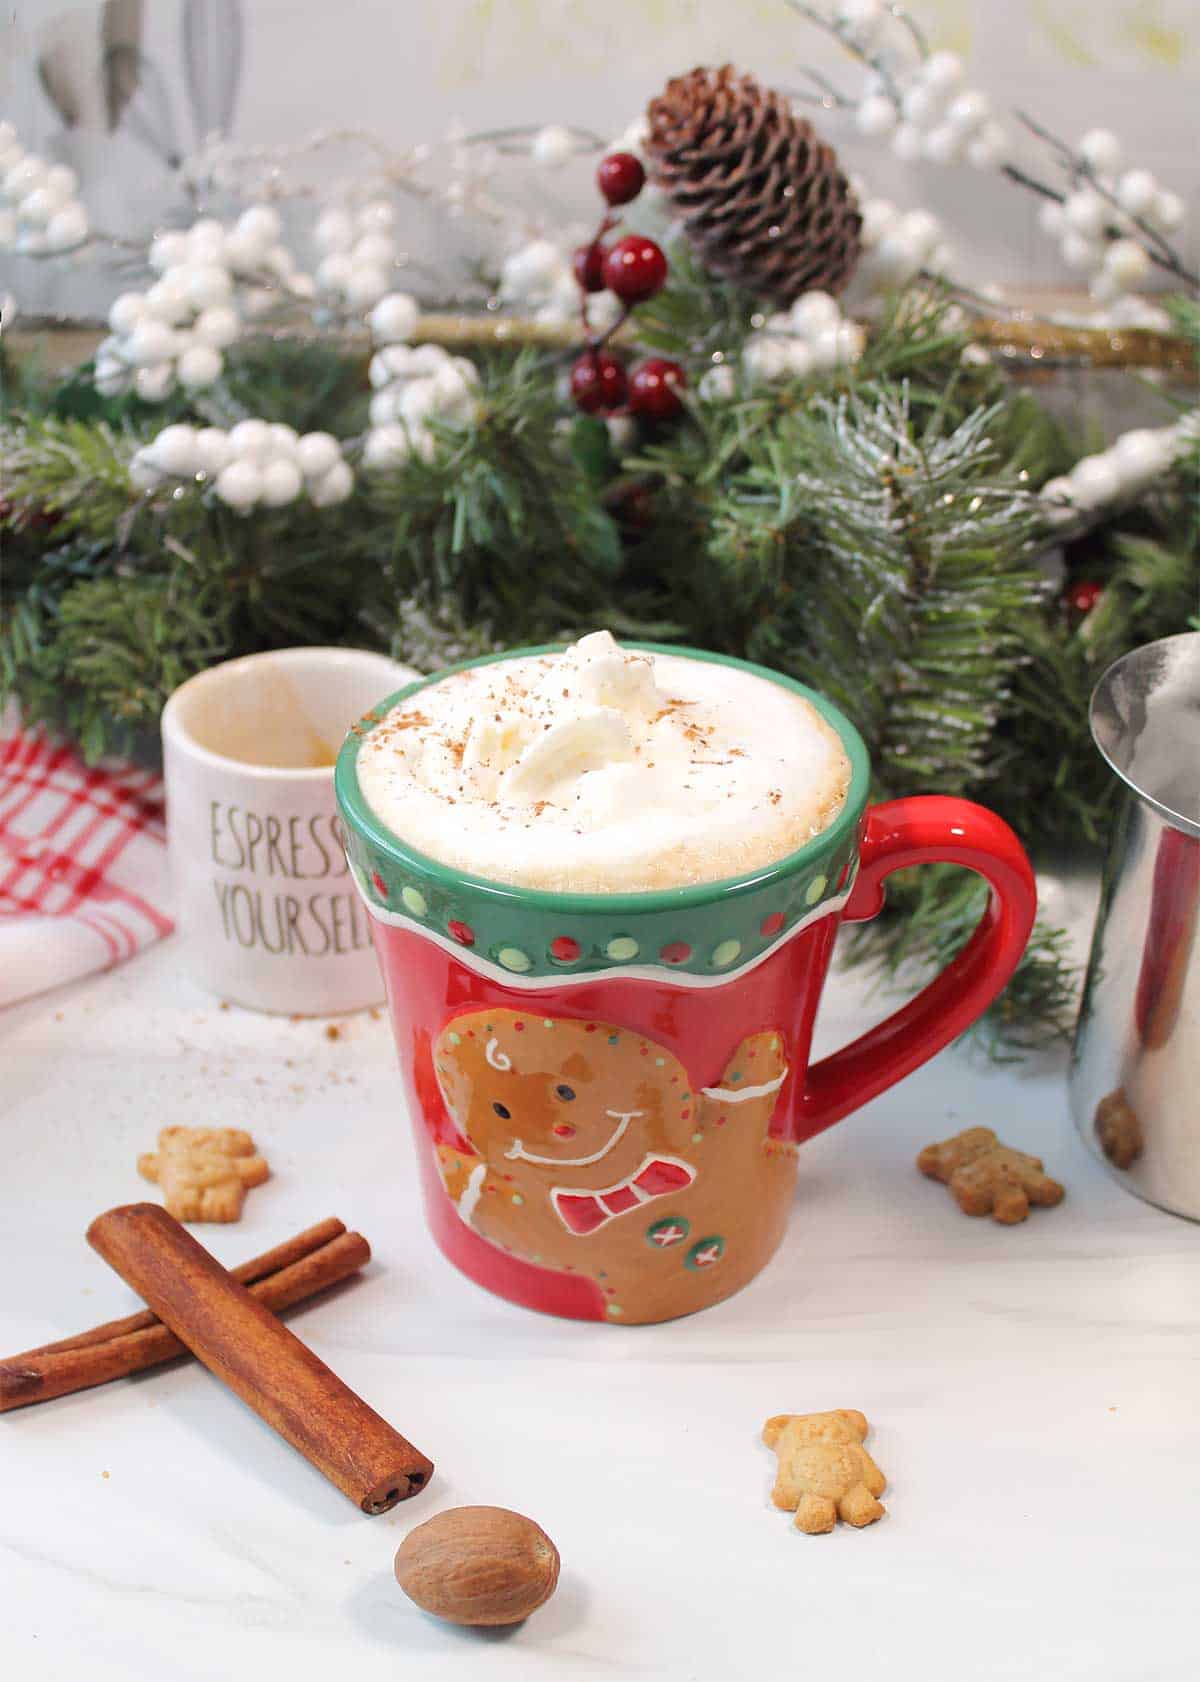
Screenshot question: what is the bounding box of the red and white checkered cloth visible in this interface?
[0,708,173,1008]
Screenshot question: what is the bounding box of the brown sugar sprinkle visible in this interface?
[388,711,431,731]
[325,1024,341,1041]
[768,789,782,805]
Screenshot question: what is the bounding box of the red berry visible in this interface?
[1066,578,1104,616]
[597,151,646,206]
[602,235,668,303]
[628,358,686,420]
[570,351,628,413]
[572,242,608,293]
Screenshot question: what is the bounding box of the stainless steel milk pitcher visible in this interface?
[1071,632,1200,1219]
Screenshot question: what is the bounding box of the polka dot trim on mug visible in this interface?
[349,831,859,981]
[496,946,532,973]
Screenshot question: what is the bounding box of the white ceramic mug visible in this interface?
[162,646,417,1014]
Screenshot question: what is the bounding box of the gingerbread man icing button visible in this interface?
[645,1215,690,1248]
[684,1236,725,1269]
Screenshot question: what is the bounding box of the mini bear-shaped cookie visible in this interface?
[917,1126,1064,1224]
[762,1410,887,1534]
[138,1125,270,1222]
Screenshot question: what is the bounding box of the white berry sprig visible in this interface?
[787,3,1197,313]
[0,121,89,256]
[891,52,1005,169]
[855,199,952,293]
[788,6,1007,173]
[1040,411,1197,525]
[187,120,604,254]
[498,238,624,331]
[313,199,405,313]
[128,422,353,512]
[742,290,866,384]
[1023,114,1196,301]
[362,303,481,471]
[95,207,315,404]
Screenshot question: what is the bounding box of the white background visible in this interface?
[2,0,1197,318]
[3,877,1200,1682]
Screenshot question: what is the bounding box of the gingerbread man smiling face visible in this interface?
[432,1009,792,1323]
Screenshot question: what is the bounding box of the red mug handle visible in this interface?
[799,796,1037,1138]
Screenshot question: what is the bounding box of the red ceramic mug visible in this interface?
[336,646,1035,1325]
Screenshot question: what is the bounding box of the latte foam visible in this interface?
[355,633,850,892]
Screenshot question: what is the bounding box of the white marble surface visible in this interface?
[3,910,1199,1682]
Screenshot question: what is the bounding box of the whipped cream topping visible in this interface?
[356,633,851,892]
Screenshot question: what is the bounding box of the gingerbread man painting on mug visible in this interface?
[432,1008,793,1323]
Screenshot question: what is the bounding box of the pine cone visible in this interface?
[645,65,862,305]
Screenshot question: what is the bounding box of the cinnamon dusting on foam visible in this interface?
[356,632,850,892]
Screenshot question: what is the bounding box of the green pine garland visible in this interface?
[2,274,1197,1052]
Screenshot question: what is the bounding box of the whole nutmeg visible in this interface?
[394,1505,560,1627]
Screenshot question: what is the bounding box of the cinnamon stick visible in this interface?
[12,1218,347,1361]
[87,1204,433,1513]
[0,1223,368,1413]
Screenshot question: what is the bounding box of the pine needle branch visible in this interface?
[742,383,1046,798]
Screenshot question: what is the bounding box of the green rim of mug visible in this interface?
[334,643,870,981]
